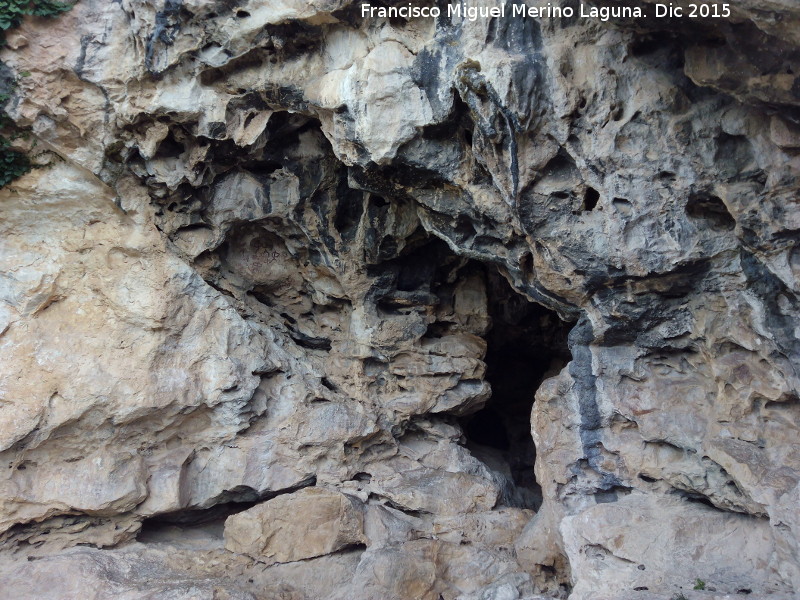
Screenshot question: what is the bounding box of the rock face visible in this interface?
[0,1,798,599]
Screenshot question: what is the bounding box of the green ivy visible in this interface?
[0,0,72,187]
[0,0,71,32]
[0,136,29,186]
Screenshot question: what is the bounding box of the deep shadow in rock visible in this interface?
[137,479,317,546]
[136,496,260,547]
[460,269,572,510]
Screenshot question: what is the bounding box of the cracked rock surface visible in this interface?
[0,1,799,599]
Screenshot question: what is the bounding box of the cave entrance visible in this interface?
[460,269,572,510]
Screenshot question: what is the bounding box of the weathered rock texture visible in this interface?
[0,1,799,599]
[223,487,365,564]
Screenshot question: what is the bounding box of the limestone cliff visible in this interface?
[0,1,799,599]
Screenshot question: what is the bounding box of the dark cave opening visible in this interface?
[147,101,577,519]
[136,500,254,545]
[370,237,574,511]
[460,269,572,510]
[136,479,317,545]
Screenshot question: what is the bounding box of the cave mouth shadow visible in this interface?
[460,268,572,510]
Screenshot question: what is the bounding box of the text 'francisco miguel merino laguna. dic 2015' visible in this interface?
[360,2,733,22]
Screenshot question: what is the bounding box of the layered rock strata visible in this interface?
[0,1,799,599]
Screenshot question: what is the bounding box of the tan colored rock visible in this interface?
[0,166,275,535]
[333,539,525,600]
[1,0,800,598]
[224,487,365,564]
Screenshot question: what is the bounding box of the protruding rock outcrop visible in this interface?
[224,487,366,564]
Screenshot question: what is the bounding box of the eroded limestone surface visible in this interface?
[0,1,798,599]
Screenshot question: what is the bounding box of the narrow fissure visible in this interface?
[137,478,317,545]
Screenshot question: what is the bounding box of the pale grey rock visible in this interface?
[0,548,259,600]
[561,493,790,599]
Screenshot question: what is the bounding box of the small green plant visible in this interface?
[672,594,688,600]
[0,135,30,186]
[694,578,706,590]
[0,0,73,187]
[0,81,31,186]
